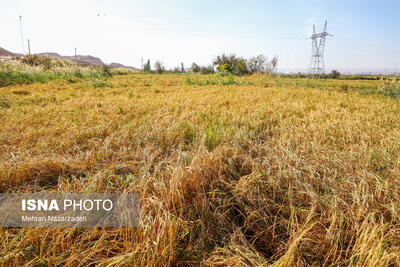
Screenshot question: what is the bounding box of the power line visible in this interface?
[330,36,400,57]
[126,25,305,38]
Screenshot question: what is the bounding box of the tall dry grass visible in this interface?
[1,74,400,266]
[0,56,132,87]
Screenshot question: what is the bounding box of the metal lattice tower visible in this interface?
[307,20,330,77]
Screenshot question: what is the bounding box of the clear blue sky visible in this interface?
[1,0,400,73]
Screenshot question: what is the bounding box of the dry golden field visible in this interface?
[1,73,400,266]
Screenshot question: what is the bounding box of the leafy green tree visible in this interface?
[191,63,201,73]
[143,59,151,72]
[265,56,279,74]
[247,55,266,74]
[213,53,240,72]
[154,60,165,74]
[200,65,215,74]
[234,59,248,76]
[213,53,248,75]
[329,70,340,79]
[217,64,233,74]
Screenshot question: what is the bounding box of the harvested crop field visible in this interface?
[1,74,400,266]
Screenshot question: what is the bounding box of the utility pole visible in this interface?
[74,48,77,62]
[141,57,143,72]
[307,20,331,77]
[28,39,31,55]
[19,16,25,55]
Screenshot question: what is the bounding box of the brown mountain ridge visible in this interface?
[0,46,137,69]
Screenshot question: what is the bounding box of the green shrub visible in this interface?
[22,55,52,67]
[154,61,165,74]
[380,80,400,99]
[185,76,240,86]
[217,64,233,74]
[199,113,222,151]
[219,76,241,85]
[340,84,349,92]
[102,65,113,77]
[213,53,240,73]
[233,59,248,76]
[91,79,113,88]
[191,63,201,73]
[329,70,341,79]
[200,65,215,74]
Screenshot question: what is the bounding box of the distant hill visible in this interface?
[38,53,104,66]
[1,46,136,69]
[109,62,138,70]
[37,52,63,59]
[109,63,125,68]
[0,47,18,57]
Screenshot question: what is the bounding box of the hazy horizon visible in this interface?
[2,0,400,73]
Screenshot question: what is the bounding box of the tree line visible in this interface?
[142,53,279,75]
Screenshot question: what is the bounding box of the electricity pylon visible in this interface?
[307,20,331,77]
